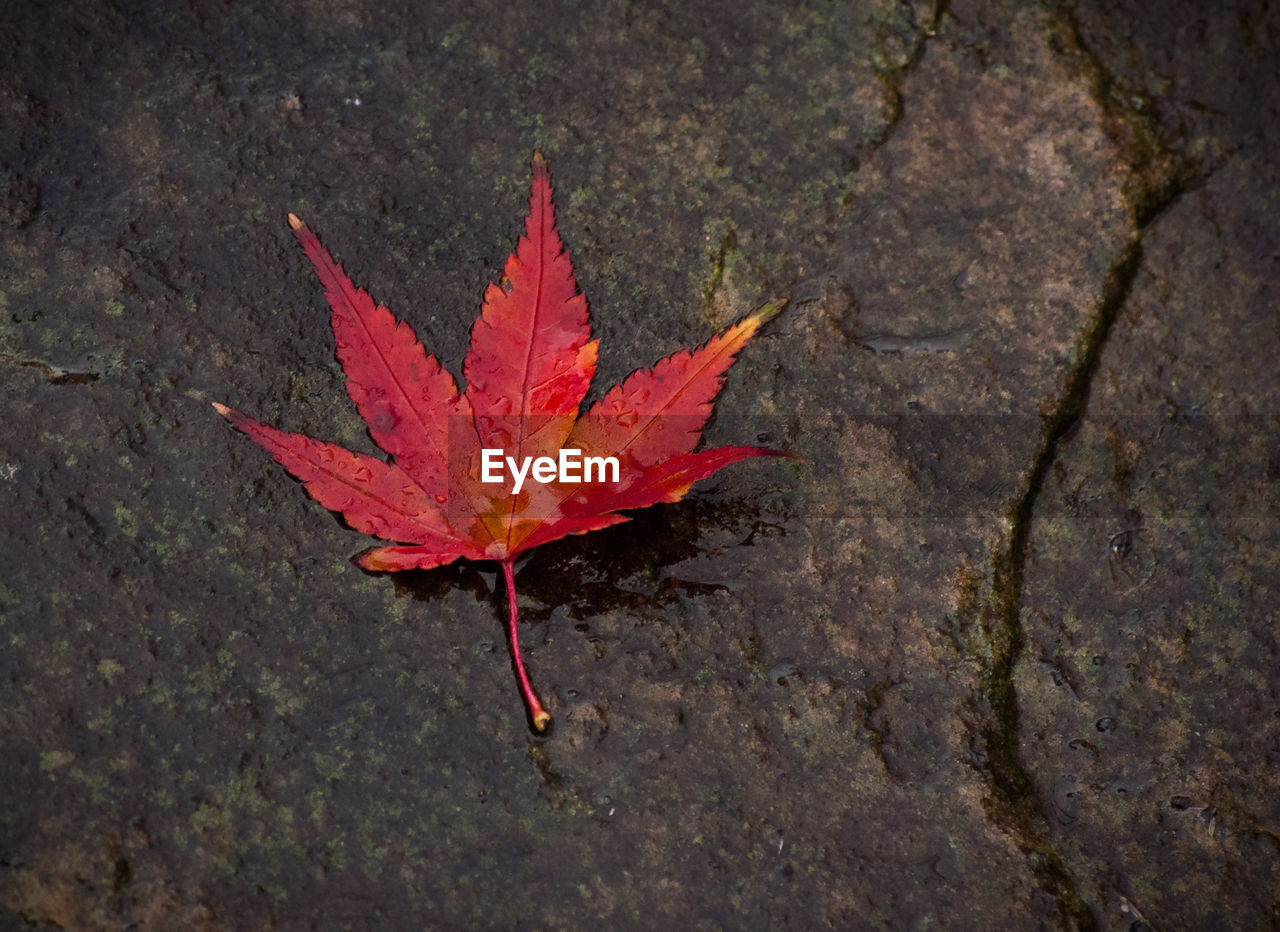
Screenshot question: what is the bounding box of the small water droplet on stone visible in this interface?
[769,660,801,685]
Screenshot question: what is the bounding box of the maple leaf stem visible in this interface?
[501,560,552,732]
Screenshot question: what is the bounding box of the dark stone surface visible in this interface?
[1,0,1275,927]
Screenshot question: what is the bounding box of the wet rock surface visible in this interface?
[2,0,1276,928]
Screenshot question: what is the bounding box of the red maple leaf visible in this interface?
[215,153,784,731]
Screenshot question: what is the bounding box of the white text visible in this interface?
[480,448,620,494]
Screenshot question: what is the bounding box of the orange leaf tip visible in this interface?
[752,299,786,326]
[288,213,305,232]
[211,401,231,417]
